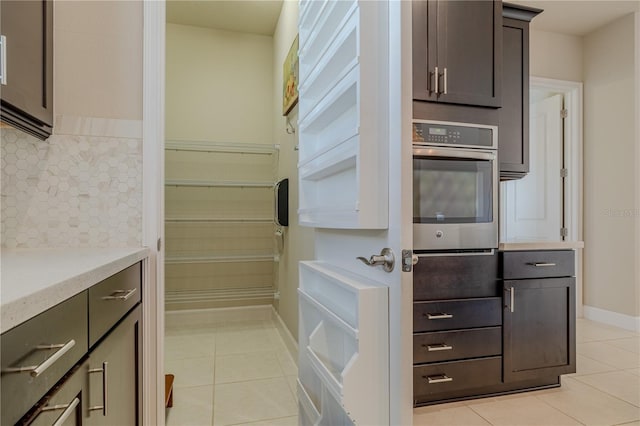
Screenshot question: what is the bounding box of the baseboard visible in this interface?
[271,306,299,361]
[583,305,640,332]
[165,305,272,330]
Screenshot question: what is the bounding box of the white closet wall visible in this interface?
[165,142,279,310]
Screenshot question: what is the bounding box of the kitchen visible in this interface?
[1,1,639,426]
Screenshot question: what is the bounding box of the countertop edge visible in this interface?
[1,248,149,334]
[499,241,585,251]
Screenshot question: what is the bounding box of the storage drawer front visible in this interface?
[414,253,499,300]
[502,250,574,279]
[414,357,502,397]
[23,361,86,426]
[89,262,141,347]
[1,292,88,426]
[414,327,502,364]
[414,298,502,332]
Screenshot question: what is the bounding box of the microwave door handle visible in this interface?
[413,147,496,161]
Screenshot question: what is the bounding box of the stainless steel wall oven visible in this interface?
[413,120,498,251]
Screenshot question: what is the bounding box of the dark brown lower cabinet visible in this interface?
[413,250,576,406]
[86,305,141,426]
[503,277,576,382]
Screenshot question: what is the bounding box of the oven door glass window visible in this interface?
[413,157,493,224]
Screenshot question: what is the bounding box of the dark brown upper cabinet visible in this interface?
[499,3,542,180]
[0,0,53,140]
[413,0,502,108]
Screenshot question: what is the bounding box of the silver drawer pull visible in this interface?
[425,343,453,352]
[41,397,80,426]
[89,362,108,416]
[102,288,137,301]
[1,339,76,377]
[527,262,557,267]
[426,313,453,320]
[425,374,453,384]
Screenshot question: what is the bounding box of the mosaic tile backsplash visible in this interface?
[1,126,142,248]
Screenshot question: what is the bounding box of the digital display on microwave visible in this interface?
[429,128,447,136]
[413,158,493,224]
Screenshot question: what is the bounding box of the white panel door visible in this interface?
[501,94,563,241]
[297,1,413,426]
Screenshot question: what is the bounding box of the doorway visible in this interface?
[161,2,301,425]
[500,76,584,316]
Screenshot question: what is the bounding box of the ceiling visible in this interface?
[508,0,639,36]
[166,0,284,36]
[165,0,639,38]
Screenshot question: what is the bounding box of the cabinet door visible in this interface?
[0,0,53,139]
[435,0,502,107]
[499,18,529,179]
[503,278,576,382]
[86,305,141,426]
[412,0,438,101]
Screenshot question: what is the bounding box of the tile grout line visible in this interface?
[570,372,640,408]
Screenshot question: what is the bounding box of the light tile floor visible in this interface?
[165,310,298,426]
[166,312,639,426]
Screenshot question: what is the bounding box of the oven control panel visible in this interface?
[413,121,495,149]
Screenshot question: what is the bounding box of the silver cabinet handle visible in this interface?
[356,248,395,272]
[0,35,6,85]
[426,313,453,320]
[434,66,439,94]
[425,343,453,352]
[89,362,108,416]
[102,287,137,301]
[425,374,453,384]
[510,287,515,313]
[527,262,557,267]
[443,67,448,94]
[1,339,76,377]
[41,397,80,426]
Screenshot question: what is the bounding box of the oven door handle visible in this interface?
[413,146,496,161]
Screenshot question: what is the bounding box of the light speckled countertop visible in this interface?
[499,240,585,251]
[1,247,149,334]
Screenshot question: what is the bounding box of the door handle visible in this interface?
[357,248,395,272]
[443,67,447,94]
[527,262,557,267]
[425,343,453,352]
[0,35,6,85]
[89,362,108,416]
[1,340,76,377]
[102,288,137,301]
[434,66,439,94]
[425,374,453,384]
[40,397,80,426]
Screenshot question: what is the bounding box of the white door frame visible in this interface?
[142,1,165,425]
[530,76,584,316]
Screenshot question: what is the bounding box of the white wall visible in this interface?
[165,23,273,143]
[583,13,639,319]
[1,1,144,248]
[272,0,315,340]
[54,1,143,120]
[530,29,583,81]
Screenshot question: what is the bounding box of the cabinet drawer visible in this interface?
[502,250,574,279]
[414,327,501,364]
[414,253,499,301]
[22,361,86,426]
[414,357,502,397]
[414,298,502,332]
[1,292,88,426]
[89,262,141,347]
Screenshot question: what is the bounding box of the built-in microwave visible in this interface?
[413,120,498,251]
